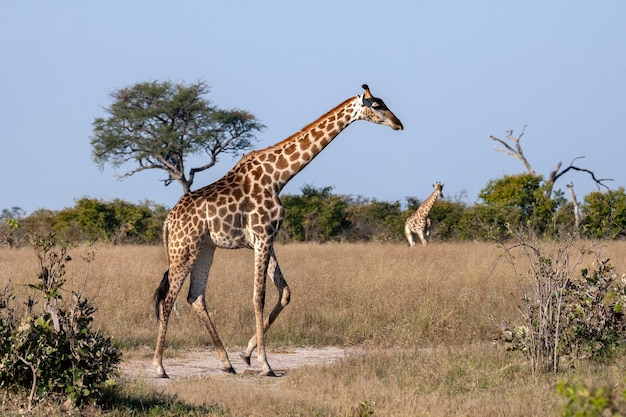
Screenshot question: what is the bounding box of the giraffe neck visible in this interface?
[249,96,360,193]
[419,191,440,214]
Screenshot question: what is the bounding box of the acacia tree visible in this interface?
[91,80,265,193]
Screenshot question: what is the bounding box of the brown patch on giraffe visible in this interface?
[223,213,234,225]
[276,154,288,170]
[280,170,292,183]
[231,188,243,201]
[216,196,227,207]
[272,171,281,182]
[262,199,274,210]
[192,216,201,228]
[299,137,311,150]
[311,129,324,140]
[227,203,239,216]
[284,143,297,156]
[260,174,272,186]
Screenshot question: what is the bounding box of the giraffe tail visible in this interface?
[154,270,170,321]
[154,215,172,321]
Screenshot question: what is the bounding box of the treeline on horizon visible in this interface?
[2,176,626,247]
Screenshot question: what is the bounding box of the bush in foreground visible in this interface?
[499,228,626,374]
[0,233,121,409]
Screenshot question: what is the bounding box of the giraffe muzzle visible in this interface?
[388,113,404,130]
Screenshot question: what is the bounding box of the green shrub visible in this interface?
[557,379,625,417]
[560,259,626,359]
[0,233,121,407]
[499,229,626,373]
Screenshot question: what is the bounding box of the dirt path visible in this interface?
[120,347,350,386]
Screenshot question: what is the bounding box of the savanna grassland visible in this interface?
[2,241,626,416]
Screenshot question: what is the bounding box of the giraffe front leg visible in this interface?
[240,248,291,376]
[418,229,428,246]
[255,246,275,377]
[241,248,291,372]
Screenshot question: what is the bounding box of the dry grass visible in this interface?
[2,241,626,416]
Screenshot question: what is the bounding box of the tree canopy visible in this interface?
[91,80,265,193]
[582,187,626,239]
[478,173,564,235]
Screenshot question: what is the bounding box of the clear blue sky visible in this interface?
[2,1,625,215]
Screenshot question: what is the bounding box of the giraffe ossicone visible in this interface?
[152,84,403,378]
[405,182,444,247]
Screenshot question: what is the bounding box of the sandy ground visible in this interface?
[120,347,350,386]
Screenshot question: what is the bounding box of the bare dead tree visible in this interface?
[566,182,581,233]
[490,126,536,176]
[489,127,612,198]
[545,156,612,197]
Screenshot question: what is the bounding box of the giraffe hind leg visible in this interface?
[187,245,235,374]
[153,267,188,378]
[405,224,416,247]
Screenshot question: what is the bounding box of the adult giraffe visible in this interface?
[405,182,444,247]
[153,84,403,377]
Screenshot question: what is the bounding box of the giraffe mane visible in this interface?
[268,96,357,150]
[223,96,357,175]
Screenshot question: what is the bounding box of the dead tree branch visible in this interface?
[490,127,613,198]
[17,355,36,410]
[549,156,612,191]
[490,125,536,176]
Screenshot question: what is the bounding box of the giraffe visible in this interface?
[405,182,444,247]
[153,84,403,378]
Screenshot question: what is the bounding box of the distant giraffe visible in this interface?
[405,182,444,247]
[153,85,403,378]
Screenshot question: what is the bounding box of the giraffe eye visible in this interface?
[369,99,389,111]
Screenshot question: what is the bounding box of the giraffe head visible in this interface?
[433,182,444,199]
[358,84,404,130]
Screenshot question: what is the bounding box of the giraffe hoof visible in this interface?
[156,372,169,379]
[223,366,237,374]
[239,352,251,366]
[261,369,278,377]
